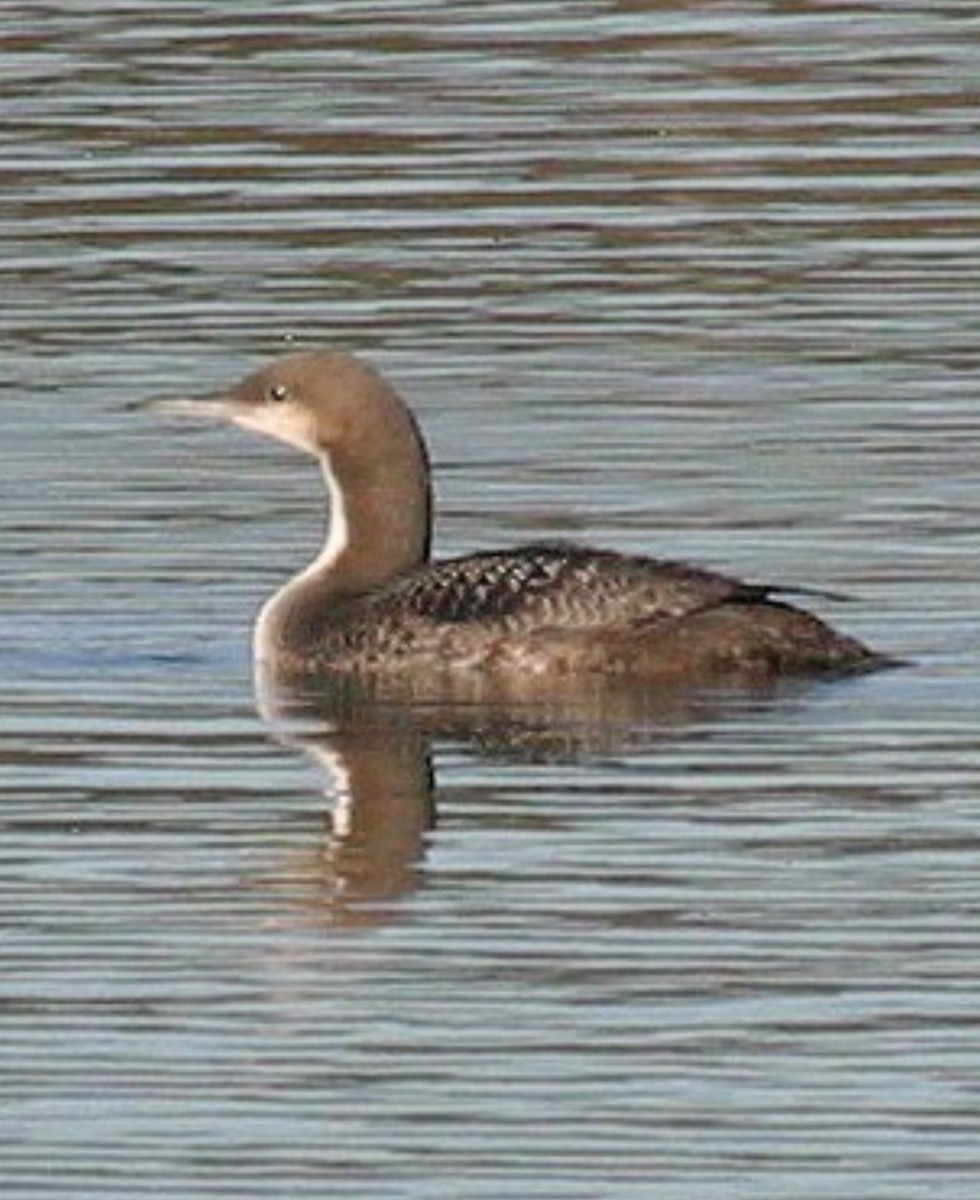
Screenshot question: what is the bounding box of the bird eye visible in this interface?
[267,383,290,404]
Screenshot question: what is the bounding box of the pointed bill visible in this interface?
[133,393,237,421]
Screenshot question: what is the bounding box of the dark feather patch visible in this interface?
[373,541,762,630]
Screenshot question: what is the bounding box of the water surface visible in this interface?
[3,2,980,1197]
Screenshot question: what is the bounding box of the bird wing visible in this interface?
[376,541,767,631]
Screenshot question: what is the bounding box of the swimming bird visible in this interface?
[159,349,888,684]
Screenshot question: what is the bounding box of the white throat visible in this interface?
[318,453,349,568]
[253,454,349,662]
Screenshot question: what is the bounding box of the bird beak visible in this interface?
[127,391,237,422]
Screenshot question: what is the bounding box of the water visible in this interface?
[3,2,980,1196]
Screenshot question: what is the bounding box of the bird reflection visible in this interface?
[255,673,434,926]
[254,664,789,926]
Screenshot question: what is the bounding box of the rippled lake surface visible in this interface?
[3,2,980,1196]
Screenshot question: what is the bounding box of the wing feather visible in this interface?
[372,541,766,631]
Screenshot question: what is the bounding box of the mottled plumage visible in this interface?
[277,541,878,681]
[381,542,761,626]
[160,349,891,685]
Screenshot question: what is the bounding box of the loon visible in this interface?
[160,349,887,684]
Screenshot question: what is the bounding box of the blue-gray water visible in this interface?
[3,2,979,1197]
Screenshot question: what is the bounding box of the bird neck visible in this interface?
[254,409,432,664]
[313,429,432,595]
